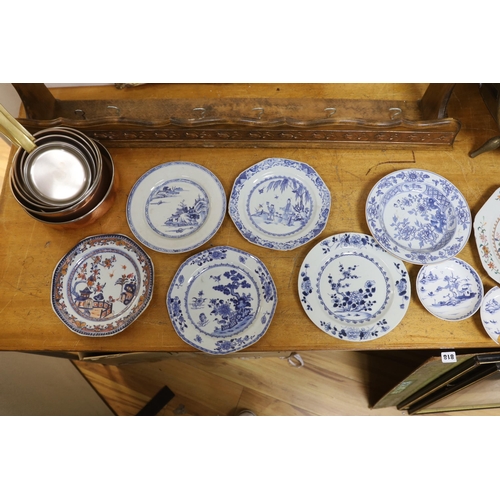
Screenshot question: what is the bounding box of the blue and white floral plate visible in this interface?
[51,234,154,337]
[416,257,483,321]
[127,161,226,253]
[480,286,500,344]
[366,169,471,264]
[166,246,277,354]
[229,158,331,250]
[298,232,411,342]
[474,187,500,284]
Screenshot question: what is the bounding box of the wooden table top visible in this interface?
[1,83,500,354]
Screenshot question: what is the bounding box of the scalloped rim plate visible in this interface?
[51,233,154,337]
[229,157,331,251]
[166,246,277,355]
[298,232,411,342]
[366,169,471,264]
[127,161,226,254]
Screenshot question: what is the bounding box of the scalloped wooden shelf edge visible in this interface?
[13,83,460,149]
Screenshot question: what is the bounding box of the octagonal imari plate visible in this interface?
[51,234,154,337]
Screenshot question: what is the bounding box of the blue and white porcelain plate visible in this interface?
[229,158,331,250]
[298,232,411,342]
[416,257,483,321]
[366,169,471,264]
[166,246,277,354]
[127,161,226,253]
[51,234,154,337]
[480,286,500,344]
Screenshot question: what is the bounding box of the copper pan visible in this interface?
[18,133,102,213]
[1,104,96,209]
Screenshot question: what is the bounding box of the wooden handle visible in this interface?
[0,103,37,153]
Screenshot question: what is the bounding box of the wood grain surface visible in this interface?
[73,349,500,416]
[74,350,426,416]
[1,83,500,354]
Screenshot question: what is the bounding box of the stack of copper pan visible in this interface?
[1,104,116,229]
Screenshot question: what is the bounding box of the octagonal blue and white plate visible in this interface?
[365,169,471,264]
[166,246,277,354]
[229,158,331,250]
[298,232,411,342]
[127,161,226,253]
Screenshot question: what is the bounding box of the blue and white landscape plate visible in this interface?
[416,257,483,321]
[480,286,500,344]
[166,246,277,354]
[127,161,226,253]
[51,234,154,337]
[298,232,411,342]
[229,158,331,250]
[366,169,471,264]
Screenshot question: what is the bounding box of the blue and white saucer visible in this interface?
[127,161,226,253]
[229,158,331,250]
[298,232,411,342]
[166,246,277,354]
[366,169,471,264]
[416,257,483,321]
[51,234,154,336]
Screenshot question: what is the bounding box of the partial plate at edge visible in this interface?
[474,187,500,283]
[480,286,500,344]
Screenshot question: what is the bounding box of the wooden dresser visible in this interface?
[1,83,499,360]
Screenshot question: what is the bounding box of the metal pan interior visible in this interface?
[22,141,93,207]
[38,127,103,183]
[33,127,100,171]
[32,133,98,182]
[16,133,98,209]
[24,140,115,226]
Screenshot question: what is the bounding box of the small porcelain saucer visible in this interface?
[480,287,500,344]
[416,257,483,321]
[127,161,226,253]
